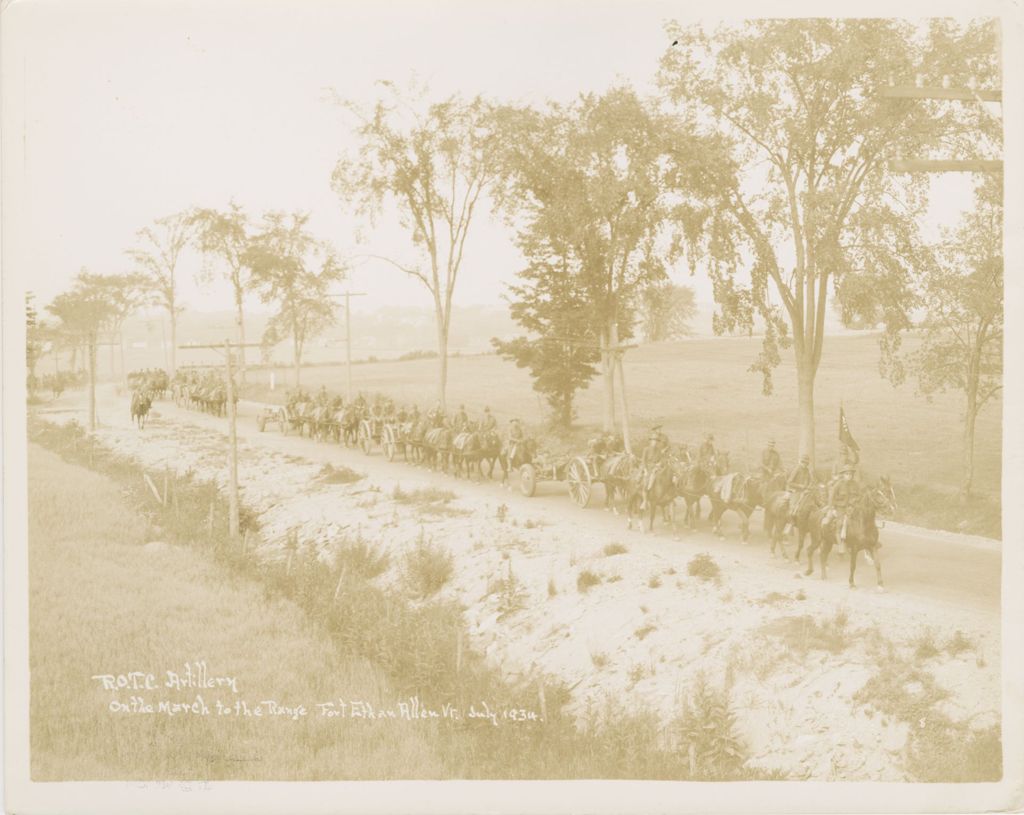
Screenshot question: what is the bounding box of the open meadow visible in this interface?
[241,332,1001,537]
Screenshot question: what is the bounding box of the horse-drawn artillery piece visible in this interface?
[256,405,287,433]
[518,451,608,508]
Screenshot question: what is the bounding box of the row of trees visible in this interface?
[30,209,345,429]
[330,19,1000,498]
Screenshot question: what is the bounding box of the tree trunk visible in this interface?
[293,328,301,387]
[109,334,117,380]
[236,297,247,385]
[88,337,97,431]
[600,330,616,433]
[614,352,632,455]
[961,389,979,503]
[436,307,449,412]
[796,358,816,470]
[169,312,177,378]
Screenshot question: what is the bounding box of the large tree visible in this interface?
[495,87,694,448]
[660,18,1000,465]
[47,272,119,430]
[891,177,1002,501]
[243,212,345,387]
[493,253,601,429]
[126,212,192,377]
[332,84,500,410]
[190,203,253,382]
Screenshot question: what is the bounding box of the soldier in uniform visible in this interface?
[507,418,525,461]
[639,426,667,511]
[429,400,445,428]
[453,404,469,434]
[760,439,782,480]
[698,432,717,471]
[481,406,498,434]
[316,385,330,407]
[677,442,694,465]
[832,442,860,481]
[786,454,813,519]
[827,466,861,555]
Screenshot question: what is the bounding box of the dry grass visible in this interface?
[602,543,628,557]
[577,570,602,593]
[402,533,455,598]
[687,553,720,582]
[761,609,851,656]
[28,445,442,781]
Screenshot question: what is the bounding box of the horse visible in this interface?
[130,389,153,430]
[706,470,759,543]
[792,483,829,562]
[673,461,710,532]
[598,452,638,513]
[450,431,482,479]
[803,478,898,590]
[422,427,453,472]
[499,437,536,487]
[626,462,677,533]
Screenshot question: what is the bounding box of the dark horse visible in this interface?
[803,479,897,590]
[130,389,153,430]
[451,431,482,479]
[422,427,453,473]
[598,452,638,513]
[626,463,676,533]
[762,478,820,560]
[674,461,711,532]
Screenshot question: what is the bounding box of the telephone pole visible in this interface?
[327,291,366,400]
[180,340,262,539]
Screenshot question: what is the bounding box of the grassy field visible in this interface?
[28,444,444,780]
[241,332,1001,537]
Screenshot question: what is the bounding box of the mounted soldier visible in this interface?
[316,385,330,407]
[826,466,861,555]
[453,404,470,434]
[677,442,694,465]
[424,400,441,428]
[639,426,667,511]
[760,438,782,480]
[507,417,525,459]
[481,406,497,434]
[698,432,717,472]
[832,442,860,481]
[786,453,814,519]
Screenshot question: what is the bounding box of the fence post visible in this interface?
[333,566,348,601]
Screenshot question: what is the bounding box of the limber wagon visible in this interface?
[518,451,606,508]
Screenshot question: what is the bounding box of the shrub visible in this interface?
[603,543,628,556]
[334,536,390,580]
[402,534,454,598]
[687,553,720,582]
[577,570,601,593]
[677,675,747,780]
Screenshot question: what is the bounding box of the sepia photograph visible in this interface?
[2,0,1021,812]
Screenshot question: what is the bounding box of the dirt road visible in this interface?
[63,385,1000,615]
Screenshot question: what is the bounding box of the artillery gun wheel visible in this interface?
[566,457,592,508]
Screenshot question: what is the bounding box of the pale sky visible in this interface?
[3,0,985,318]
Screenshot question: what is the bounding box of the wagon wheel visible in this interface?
[520,463,537,497]
[257,413,267,432]
[566,457,592,508]
[384,426,397,461]
[358,420,372,454]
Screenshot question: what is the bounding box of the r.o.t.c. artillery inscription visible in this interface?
[91,661,540,726]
